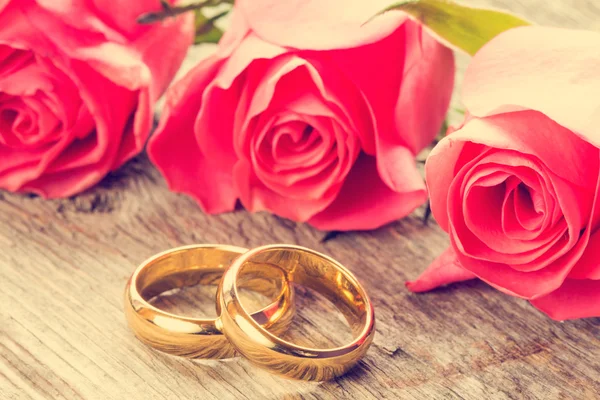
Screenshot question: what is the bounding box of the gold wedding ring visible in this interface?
[124,243,374,380]
[218,244,375,381]
[124,244,294,359]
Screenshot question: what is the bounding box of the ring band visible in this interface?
[218,244,375,381]
[124,244,294,359]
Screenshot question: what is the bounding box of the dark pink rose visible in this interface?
[408,27,600,320]
[149,2,454,230]
[0,1,193,196]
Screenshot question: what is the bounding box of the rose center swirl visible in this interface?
[0,46,68,149]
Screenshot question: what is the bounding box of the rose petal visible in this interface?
[21,6,153,91]
[308,153,426,231]
[207,35,374,160]
[113,88,150,167]
[442,112,599,188]
[325,23,408,156]
[33,0,125,41]
[22,161,108,197]
[251,115,355,199]
[425,138,469,232]
[197,38,371,216]
[245,72,359,195]
[267,119,330,170]
[458,154,582,267]
[0,4,60,53]
[150,20,255,211]
[568,231,600,280]
[394,21,454,155]
[90,0,176,37]
[129,10,194,99]
[324,21,454,189]
[27,61,140,197]
[531,279,600,320]
[463,26,600,148]
[149,55,237,213]
[427,109,598,237]
[450,154,600,299]
[195,35,285,171]
[234,158,337,221]
[406,247,477,292]
[238,0,407,50]
[0,61,53,94]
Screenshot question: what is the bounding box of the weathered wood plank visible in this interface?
[2,1,600,399]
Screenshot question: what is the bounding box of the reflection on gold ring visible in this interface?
[124,244,295,359]
[218,244,375,380]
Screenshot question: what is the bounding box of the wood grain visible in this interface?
[2,1,600,399]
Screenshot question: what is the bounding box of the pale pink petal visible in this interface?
[216,6,252,50]
[238,0,407,50]
[531,279,600,320]
[406,247,477,292]
[463,26,600,147]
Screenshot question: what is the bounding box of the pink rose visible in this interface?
[0,1,193,196]
[149,0,454,230]
[408,26,600,320]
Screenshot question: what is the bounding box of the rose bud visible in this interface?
[408,26,600,320]
[0,1,193,196]
[149,1,454,231]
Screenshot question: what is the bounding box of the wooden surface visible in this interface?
[2,1,600,399]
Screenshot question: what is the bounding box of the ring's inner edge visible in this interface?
[240,248,368,339]
[137,248,284,303]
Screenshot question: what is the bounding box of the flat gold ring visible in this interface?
[124,244,294,359]
[217,244,375,380]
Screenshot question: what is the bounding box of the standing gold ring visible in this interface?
[217,244,375,381]
[124,244,294,359]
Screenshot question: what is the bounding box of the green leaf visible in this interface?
[374,0,531,55]
[194,9,227,44]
